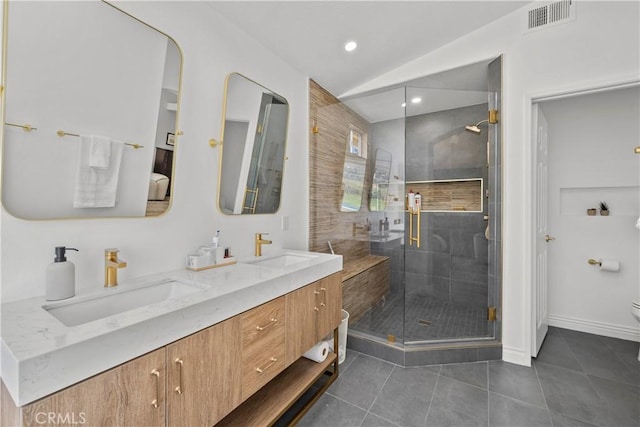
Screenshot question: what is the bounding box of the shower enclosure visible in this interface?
[340,58,503,364]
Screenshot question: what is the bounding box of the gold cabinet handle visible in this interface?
[256,357,278,374]
[150,369,160,408]
[320,287,327,307]
[545,235,556,242]
[256,318,278,331]
[314,290,320,311]
[174,358,183,395]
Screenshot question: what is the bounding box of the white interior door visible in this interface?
[532,103,551,357]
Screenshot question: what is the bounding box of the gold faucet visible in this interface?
[105,248,127,287]
[255,233,272,257]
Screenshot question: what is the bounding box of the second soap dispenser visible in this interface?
[46,246,79,301]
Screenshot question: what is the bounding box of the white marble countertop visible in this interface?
[1,250,342,406]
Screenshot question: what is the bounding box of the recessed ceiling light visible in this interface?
[344,41,357,52]
[411,97,422,104]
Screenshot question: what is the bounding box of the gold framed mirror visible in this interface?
[218,73,289,215]
[1,1,182,219]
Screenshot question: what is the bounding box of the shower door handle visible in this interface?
[545,235,555,242]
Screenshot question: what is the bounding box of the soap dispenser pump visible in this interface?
[46,246,79,301]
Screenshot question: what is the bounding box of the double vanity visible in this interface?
[1,250,343,426]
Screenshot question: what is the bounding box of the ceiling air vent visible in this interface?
[526,0,576,32]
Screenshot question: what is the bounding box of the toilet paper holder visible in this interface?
[588,258,620,272]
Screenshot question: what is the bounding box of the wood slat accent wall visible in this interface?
[309,80,372,263]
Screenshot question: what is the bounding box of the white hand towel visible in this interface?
[73,136,124,208]
[88,135,112,168]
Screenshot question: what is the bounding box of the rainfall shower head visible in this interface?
[465,119,489,134]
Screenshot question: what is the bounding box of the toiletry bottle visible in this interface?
[407,190,415,212]
[384,217,389,231]
[212,230,220,248]
[46,246,79,301]
[415,192,422,211]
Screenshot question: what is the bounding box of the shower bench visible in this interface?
[342,255,390,323]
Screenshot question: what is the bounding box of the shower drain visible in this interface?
[418,319,432,326]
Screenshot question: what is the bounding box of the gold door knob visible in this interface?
[545,235,556,242]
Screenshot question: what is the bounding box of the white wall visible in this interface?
[343,1,640,365]
[0,2,310,302]
[543,87,640,340]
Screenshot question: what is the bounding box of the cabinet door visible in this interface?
[285,283,318,365]
[22,348,166,426]
[166,317,242,427]
[316,272,342,340]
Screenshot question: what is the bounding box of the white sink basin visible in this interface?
[43,279,207,327]
[248,252,318,268]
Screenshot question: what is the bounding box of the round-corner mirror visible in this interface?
[2,1,182,219]
[218,73,289,215]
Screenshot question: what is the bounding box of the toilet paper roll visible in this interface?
[600,259,620,272]
[302,340,329,363]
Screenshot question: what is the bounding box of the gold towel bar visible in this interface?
[5,122,37,131]
[56,130,143,149]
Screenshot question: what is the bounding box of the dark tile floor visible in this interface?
[351,293,490,343]
[297,327,640,427]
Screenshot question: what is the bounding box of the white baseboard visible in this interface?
[502,345,531,367]
[548,314,640,342]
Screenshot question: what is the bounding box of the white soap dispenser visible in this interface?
[46,246,79,301]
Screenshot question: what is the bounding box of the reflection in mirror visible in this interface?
[1,1,182,219]
[219,73,289,214]
[340,126,367,212]
[369,149,392,211]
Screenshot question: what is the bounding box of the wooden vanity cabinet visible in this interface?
[11,319,242,427]
[166,317,242,427]
[19,348,166,427]
[286,272,341,364]
[4,272,342,427]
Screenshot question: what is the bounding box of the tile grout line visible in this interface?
[363,363,396,416]
[324,391,371,413]
[486,361,491,427]
[557,329,588,375]
[532,360,556,427]
[422,365,442,427]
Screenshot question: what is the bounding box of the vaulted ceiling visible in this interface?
[207,1,529,97]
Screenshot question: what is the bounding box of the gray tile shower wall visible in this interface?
[404,212,489,307]
[405,103,489,182]
[404,100,490,308]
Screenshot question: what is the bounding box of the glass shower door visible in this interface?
[402,85,494,344]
